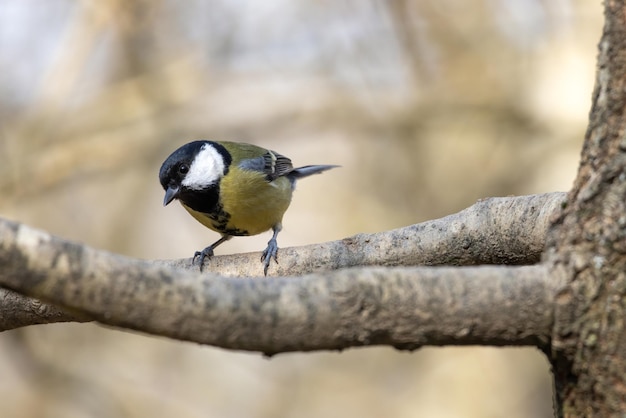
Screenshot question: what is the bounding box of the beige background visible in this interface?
[0,1,600,417]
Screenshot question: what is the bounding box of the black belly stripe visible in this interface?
[210,211,249,236]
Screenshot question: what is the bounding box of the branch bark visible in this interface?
[0,193,565,330]
[0,222,554,353]
[167,192,565,276]
[0,288,88,330]
[0,191,560,354]
[544,0,626,413]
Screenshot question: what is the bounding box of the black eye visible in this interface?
[178,164,189,175]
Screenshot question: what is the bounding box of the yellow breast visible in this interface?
[183,167,293,236]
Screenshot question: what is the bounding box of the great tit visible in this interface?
[159,140,337,275]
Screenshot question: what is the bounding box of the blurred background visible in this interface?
[0,1,600,417]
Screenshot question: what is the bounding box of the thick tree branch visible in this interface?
[0,192,564,332]
[166,192,566,277]
[0,212,555,353]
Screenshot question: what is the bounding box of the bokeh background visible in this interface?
[0,1,601,417]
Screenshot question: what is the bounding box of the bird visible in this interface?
[159,140,337,275]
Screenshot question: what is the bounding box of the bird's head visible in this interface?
[159,141,231,206]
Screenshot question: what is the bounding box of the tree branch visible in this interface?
[0,209,555,353]
[165,192,566,277]
[0,288,88,330]
[0,192,564,333]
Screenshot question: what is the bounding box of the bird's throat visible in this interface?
[179,185,220,215]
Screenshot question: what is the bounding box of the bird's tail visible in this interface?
[288,165,339,180]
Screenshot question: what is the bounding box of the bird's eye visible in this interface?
[178,164,189,175]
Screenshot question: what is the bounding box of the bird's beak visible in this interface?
[163,185,179,206]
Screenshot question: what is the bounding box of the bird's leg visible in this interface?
[193,235,232,271]
[261,223,282,276]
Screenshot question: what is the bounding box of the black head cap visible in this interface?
[159,141,232,207]
[159,140,208,191]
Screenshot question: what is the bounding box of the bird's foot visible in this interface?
[193,246,215,272]
[260,238,279,276]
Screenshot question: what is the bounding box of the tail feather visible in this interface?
[288,165,339,180]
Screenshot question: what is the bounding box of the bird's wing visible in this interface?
[238,150,294,181]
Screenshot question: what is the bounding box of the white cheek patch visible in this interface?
[182,144,226,190]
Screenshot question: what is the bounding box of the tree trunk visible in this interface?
[547,1,626,414]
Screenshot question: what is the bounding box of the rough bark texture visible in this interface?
[0,192,562,331]
[0,288,88,330]
[545,1,626,414]
[0,218,554,353]
[168,192,564,277]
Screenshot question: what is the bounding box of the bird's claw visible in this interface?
[261,238,279,276]
[193,247,215,272]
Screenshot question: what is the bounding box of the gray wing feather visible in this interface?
[238,151,294,181]
[238,156,267,173]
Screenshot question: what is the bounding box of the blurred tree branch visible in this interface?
[0,192,562,344]
[0,288,88,330]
